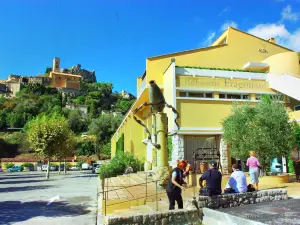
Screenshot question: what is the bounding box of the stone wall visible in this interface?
[171,135,184,166]
[187,188,288,210]
[219,138,229,174]
[105,209,202,225]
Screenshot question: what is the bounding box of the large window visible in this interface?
[219,93,249,100]
[179,91,213,98]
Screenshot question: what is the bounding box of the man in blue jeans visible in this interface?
[199,160,222,196]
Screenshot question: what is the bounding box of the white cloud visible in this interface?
[281,5,299,21]
[248,23,300,51]
[200,32,216,47]
[220,21,238,31]
[248,24,290,39]
[219,7,230,16]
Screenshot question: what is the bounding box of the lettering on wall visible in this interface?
[181,77,267,90]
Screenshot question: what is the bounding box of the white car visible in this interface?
[70,166,80,171]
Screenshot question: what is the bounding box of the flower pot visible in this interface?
[200,162,208,173]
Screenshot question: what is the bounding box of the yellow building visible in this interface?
[111,27,300,173]
[49,57,82,89]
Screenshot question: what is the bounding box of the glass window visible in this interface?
[219,93,226,99]
[189,92,204,98]
[256,95,262,100]
[179,92,187,97]
[227,94,241,99]
[205,93,213,98]
[243,95,249,100]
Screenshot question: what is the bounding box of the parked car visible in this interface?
[95,165,102,173]
[42,165,57,171]
[81,163,90,170]
[92,163,100,173]
[8,166,22,172]
[70,166,80,171]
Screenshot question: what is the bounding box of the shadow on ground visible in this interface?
[0,179,50,185]
[0,175,45,180]
[0,185,54,193]
[70,175,98,179]
[0,200,91,225]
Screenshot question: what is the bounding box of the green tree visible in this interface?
[67,110,87,133]
[27,113,75,179]
[74,96,85,105]
[222,95,294,173]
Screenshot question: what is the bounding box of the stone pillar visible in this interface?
[171,134,185,167]
[219,137,231,174]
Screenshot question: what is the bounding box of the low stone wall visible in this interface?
[105,209,202,225]
[187,188,288,210]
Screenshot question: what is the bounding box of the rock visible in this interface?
[161,218,168,225]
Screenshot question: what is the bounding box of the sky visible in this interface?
[0,0,299,95]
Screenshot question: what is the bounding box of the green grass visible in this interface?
[176,65,267,73]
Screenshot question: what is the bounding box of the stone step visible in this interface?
[146,200,169,212]
[130,205,152,213]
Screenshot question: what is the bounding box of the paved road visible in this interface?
[0,171,100,225]
[219,198,300,225]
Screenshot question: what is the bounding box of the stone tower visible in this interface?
[53,57,60,72]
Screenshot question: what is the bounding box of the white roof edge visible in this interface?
[244,62,269,69]
[175,67,267,80]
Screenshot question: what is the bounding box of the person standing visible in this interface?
[166,160,187,210]
[199,160,222,196]
[291,146,300,182]
[246,151,260,191]
[224,164,248,193]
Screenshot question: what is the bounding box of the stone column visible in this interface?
[171,134,185,167]
[219,137,231,174]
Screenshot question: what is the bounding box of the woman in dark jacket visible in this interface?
[166,160,187,210]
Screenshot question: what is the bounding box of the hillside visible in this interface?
[0,81,135,159]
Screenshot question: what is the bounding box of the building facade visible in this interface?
[49,57,82,89]
[112,27,300,173]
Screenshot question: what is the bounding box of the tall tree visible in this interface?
[27,113,75,179]
[222,95,295,173]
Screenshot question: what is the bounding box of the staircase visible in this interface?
[268,74,300,101]
[102,171,201,216]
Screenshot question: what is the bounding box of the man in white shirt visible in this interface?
[224,164,248,193]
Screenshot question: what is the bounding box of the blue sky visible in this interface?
[0,0,299,95]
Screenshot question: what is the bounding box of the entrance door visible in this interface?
[184,136,218,171]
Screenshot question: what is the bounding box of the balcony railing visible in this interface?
[138,78,147,97]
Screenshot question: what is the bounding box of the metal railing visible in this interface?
[137,78,147,97]
[99,172,166,216]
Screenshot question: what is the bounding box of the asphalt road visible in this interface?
[0,171,100,225]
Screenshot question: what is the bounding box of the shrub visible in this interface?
[76,161,85,167]
[22,163,34,168]
[98,152,143,178]
[4,162,14,169]
[116,134,124,154]
[288,159,295,174]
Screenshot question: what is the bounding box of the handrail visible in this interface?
[104,190,166,207]
[98,180,158,194]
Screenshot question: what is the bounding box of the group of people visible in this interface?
[166,148,300,210]
[199,151,260,196]
[166,151,261,210]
